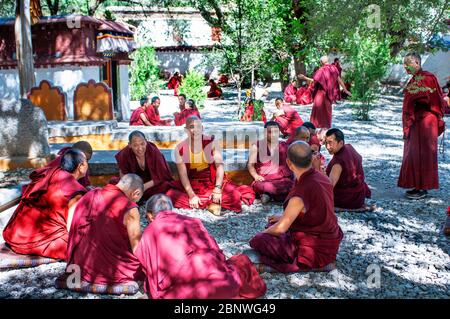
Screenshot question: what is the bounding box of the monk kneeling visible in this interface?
[271,98,304,137]
[248,121,293,204]
[65,174,145,286]
[250,142,343,272]
[3,149,88,259]
[166,116,255,215]
[133,194,267,299]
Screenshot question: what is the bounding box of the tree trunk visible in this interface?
[293,54,306,78]
[279,64,290,92]
[15,0,36,98]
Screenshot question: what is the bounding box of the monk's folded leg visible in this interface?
[220,182,243,212]
[227,254,267,299]
[252,178,293,202]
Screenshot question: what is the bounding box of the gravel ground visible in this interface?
[0,92,449,299]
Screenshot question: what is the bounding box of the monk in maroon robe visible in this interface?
[133,194,267,299]
[114,131,177,201]
[272,98,304,137]
[65,174,145,286]
[174,99,201,126]
[398,53,447,199]
[167,72,182,96]
[207,79,222,98]
[3,149,88,259]
[300,56,351,129]
[284,80,298,104]
[218,74,229,85]
[145,97,172,126]
[250,141,343,272]
[295,82,313,105]
[166,116,255,215]
[321,128,371,210]
[248,121,293,203]
[173,94,187,123]
[129,96,152,126]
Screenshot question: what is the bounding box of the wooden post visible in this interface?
[15,0,36,98]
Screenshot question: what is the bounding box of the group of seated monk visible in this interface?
[173,94,202,126]
[284,79,314,105]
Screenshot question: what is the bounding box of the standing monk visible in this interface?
[174,99,201,126]
[167,71,182,96]
[398,52,447,199]
[166,116,255,215]
[3,149,88,259]
[65,174,145,286]
[145,96,172,126]
[271,98,304,137]
[114,131,176,202]
[129,96,152,126]
[250,142,343,272]
[133,194,267,299]
[284,80,298,104]
[300,56,351,129]
[248,121,293,204]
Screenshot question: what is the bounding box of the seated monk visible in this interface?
[46,141,93,188]
[3,149,88,259]
[301,122,322,152]
[271,98,304,137]
[167,72,182,96]
[114,131,177,202]
[248,121,293,204]
[250,141,344,272]
[173,94,187,120]
[129,96,153,126]
[240,99,267,122]
[145,96,172,126]
[319,128,371,210]
[166,116,255,215]
[133,194,267,299]
[218,74,229,86]
[65,174,145,286]
[284,80,297,104]
[174,99,201,126]
[295,82,313,105]
[289,126,326,172]
[207,79,222,99]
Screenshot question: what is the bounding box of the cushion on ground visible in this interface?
[55,272,140,295]
[0,243,59,269]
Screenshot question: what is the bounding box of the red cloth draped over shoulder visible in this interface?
[174,108,201,126]
[254,140,292,180]
[313,64,340,104]
[3,166,87,259]
[284,84,297,103]
[66,184,144,285]
[145,105,171,126]
[46,147,91,188]
[275,104,304,136]
[129,107,147,126]
[296,84,313,105]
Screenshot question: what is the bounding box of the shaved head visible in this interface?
[117,173,144,194]
[146,194,174,215]
[185,115,201,127]
[294,126,311,142]
[288,141,312,169]
[128,130,146,143]
[320,56,329,65]
[404,52,421,65]
[72,141,93,159]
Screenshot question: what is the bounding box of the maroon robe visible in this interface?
[284,84,297,104]
[398,70,446,190]
[46,147,91,188]
[115,141,176,200]
[295,83,313,105]
[326,144,371,209]
[250,168,343,272]
[251,140,293,201]
[145,104,172,126]
[129,107,148,126]
[174,108,201,126]
[275,104,304,137]
[66,184,145,285]
[207,81,222,98]
[168,75,181,96]
[3,166,86,259]
[135,211,266,299]
[310,64,340,128]
[166,135,255,212]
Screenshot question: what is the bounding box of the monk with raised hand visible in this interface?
[249,141,343,272]
[129,96,153,126]
[65,174,145,286]
[133,194,267,299]
[174,98,201,126]
[145,96,172,126]
[114,131,176,202]
[166,116,255,215]
[398,52,447,200]
[3,149,88,259]
[319,128,372,211]
[248,121,294,204]
[300,56,351,129]
[271,98,304,137]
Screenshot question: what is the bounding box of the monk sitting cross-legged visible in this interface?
[174,99,201,126]
[133,194,267,299]
[249,141,344,272]
[283,80,298,104]
[114,131,178,202]
[145,96,172,126]
[271,98,304,137]
[129,96,153,126]
[207,79,222,99]
[3,149,88,260]
[65,174,146,286]
[166,116,255,215]
[248,121,294,204]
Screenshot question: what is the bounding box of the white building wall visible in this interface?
[156,51,218,78]
[118,64,131,121]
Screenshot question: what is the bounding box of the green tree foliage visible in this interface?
[0,0,15,17]
[178,70,207,109]
[129,46,163,100]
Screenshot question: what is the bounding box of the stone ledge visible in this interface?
[47,120,118,137]
[0,156,52,171]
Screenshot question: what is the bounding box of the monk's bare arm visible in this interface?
[124,208,142,253]
[337,77,351,96]
[298,74,314,83]
[247,143,259,179]
[175,150,196,198]
[139,113,152,126]
[264,197,303,236]
[213,145,225,187]
[67,194,83,232]
[328,164,342,187]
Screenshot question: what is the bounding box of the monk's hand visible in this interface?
[344,89,352,97]
[189,195,202,209]
[211,190,222,204]
[311,152,321,170]
[254,175,265,182]
[298,74,306,80]
[267,215,281,224]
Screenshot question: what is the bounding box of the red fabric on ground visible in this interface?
[275,104,304,136]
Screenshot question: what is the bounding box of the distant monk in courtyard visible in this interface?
[3,149,88,259]
[271,98,304,137]
[296,81,313,105]
[320,128,371,210]
[166,116,255,215]
[134,194,267,299]
[129,96,153,126]
[46,141,93,188]
[240,99,267,122]
[284,80,298,104]
[65,174,145,286]
[207,79,222,99]
[218,74,229,86]
[398,52,447,199]
[248,121,294,204]
[174,99,201,126]
[114,131,177,202]
[299,56,351,129]
[249,141,343,272]
[145,96,172,126]
[175,93,187,115]
[167,71,182,96]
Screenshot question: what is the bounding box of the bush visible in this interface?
[178,70,207,109]
[129,47,163,101]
